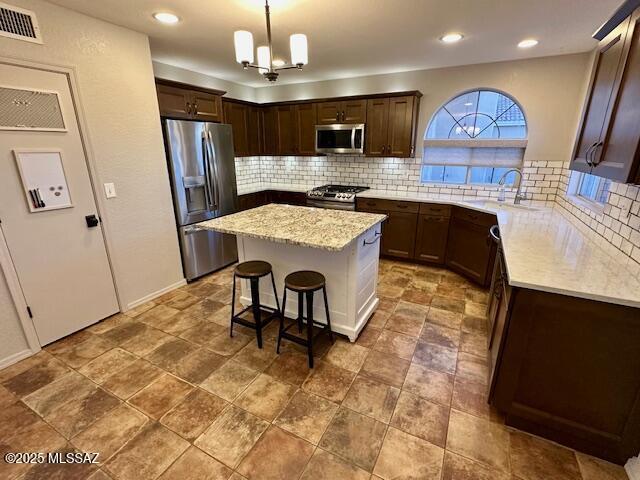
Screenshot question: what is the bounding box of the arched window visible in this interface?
[422,89,527,185]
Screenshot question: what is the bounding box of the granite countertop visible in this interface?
[197,203,386,252]
[233,185,640,307]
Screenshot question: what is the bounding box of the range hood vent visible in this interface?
[0,2,42,44]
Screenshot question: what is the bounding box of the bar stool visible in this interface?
[276,270,333,368]
[230,260,281,349]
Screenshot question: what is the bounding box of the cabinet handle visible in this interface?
[186,102,192,115]
[363,231,382,245]
[591,141,604,166]
[396,204,408,209]
[336,112,340,121]
[342,111,345,121]
[381,145,386,154]
[584,141,598,167]
[387,145,391,154]
[194,103,198,115]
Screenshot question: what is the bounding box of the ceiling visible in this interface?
[49,0,621,87]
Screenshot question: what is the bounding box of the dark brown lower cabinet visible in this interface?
[238,190,306,211]
[488,259,640,464]
[414,214,450,265]
[446,211,496,287]
[380,211,417,259]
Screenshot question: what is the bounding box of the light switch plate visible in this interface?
[104,182,116,199]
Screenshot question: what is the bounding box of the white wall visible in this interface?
[0,0,184,361]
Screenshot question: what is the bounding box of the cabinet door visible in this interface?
[488,283,509,391]
[276,105,297,154]
[316,101,342,124]
[156,84,191,119]
[262,106,278,155]
[342,99,367,123]
[223,101,249,156]
[365,97,390,156]
[387,95,415,157]
[414,214,449,264]
[595,10,640,182]
[445,217,493,285]
[381,211,417,259]
[570,17,630,173]
[247,106,262,155]
[295,103,317,155]
[191,91,223,122]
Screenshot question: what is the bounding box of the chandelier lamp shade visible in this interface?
[233,0,308,82]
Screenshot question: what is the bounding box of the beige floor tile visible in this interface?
[161,389,227,441]
[106,422,189,480]
[413,341,458,375]
[232,338,278,371]
[122,301,155,318]
[441,451,511,480]
[377,283,404,299]
[390,391,449,447]
[324,340,370,372]
[376,298,398,314]
[136,304,181,329]
[0,384,16,407]
[120,326,174,356]
[45,331,94,356]
[373,329,417,360]
[466,288,490,305]
[1,355,70,397]
[510,430,581,480]
[169,348,227,384]
[365,310,391,329]
[360,350,409,388]
[299,449,370,480]
[102,359,163,399]
[319,407,386,472]
[234,373,297,421]
[426,307,463,330]
[128,374,193,419]
[460,331,488,358]
[265,350,312,386]
[386,301,428,337]
[180,321,227,345]
[373,427,444,480]
[19,445,98,480]
[465,301,487,317]
[461,314,488,335]
[401,287,433,305]
[158,446,232,480]
[402,362,454,406]
[576,452,629,480]
[87,313,130,334]
[71,403,148,462]
[23,371,96,417]
[237,426,314,480]
[456,352,489,385]
[302,360,356,402]
[446,409,510,472]
[183,280,226,299]
[46,387,121,439]
[88,469,114,479]
[195,405,269,469]
[206,331,253,356]
[436,283,467,300]
[355,325,382,348]
[100,321,147,344]
[420,322,461,349]
[451,377,493,420]
[431,295,465,313]
[165,291,201,310]
[146,338,199,370]
[200,360,259,402]
[78,348,137,384]
[274,390,338,444]
[342,375,399,423]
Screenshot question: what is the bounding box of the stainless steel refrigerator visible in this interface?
[163,119,239,281]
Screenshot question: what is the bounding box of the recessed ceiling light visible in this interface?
[153,12,180,24]
[518,38,538,48]
[464,102,473,106]
[272,59,285,67]
[440,33,463,44]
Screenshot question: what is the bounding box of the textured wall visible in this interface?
[0,0,184,362]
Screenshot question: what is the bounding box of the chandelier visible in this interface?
[233,0,308,82]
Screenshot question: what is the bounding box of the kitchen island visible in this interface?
[198,204,386,341]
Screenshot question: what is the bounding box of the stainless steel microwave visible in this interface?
[315,124,365,154]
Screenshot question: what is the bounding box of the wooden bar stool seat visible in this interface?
[230,260,281,349]
[277,270,334,368]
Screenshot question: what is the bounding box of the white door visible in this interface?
[0,63,118,345]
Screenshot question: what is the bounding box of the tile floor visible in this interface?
[0,260,630,480]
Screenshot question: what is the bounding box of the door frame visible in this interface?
[0,57,122,353]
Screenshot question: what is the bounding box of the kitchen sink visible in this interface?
[464,199,540,212]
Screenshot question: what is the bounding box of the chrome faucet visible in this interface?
[498,168,528,204]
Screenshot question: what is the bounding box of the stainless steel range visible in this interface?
[306,184,370,210]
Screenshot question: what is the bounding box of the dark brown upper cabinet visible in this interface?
[365,94,420,157]
[262,106,278,155]
[275,105,297,154]
[223,100,250,156]
[156,79,224,123]
[247,105,262,155]
[316,100,367,124]
[571,7,640,184]
[295,103,317,155]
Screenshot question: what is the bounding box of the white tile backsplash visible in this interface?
[234,155,640,268]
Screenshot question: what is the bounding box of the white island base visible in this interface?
[236,225,382,342]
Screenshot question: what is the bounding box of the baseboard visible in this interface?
[626,456,640,480]
[0,348,36,370]
[126,279,187,311]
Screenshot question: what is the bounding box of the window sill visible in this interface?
[566,194,606,215]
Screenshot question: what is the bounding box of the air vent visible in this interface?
[0,2,42,44]
[0,87,66,131]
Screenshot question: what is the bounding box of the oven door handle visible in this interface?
[306,199,355,211]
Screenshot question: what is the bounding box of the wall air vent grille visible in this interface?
[0,2,42,43]
[0,87,66,131]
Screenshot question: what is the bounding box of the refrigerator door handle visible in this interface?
[206,130,220,210]
[201,131,216,210]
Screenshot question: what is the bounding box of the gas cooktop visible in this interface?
[306,184,370,202]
